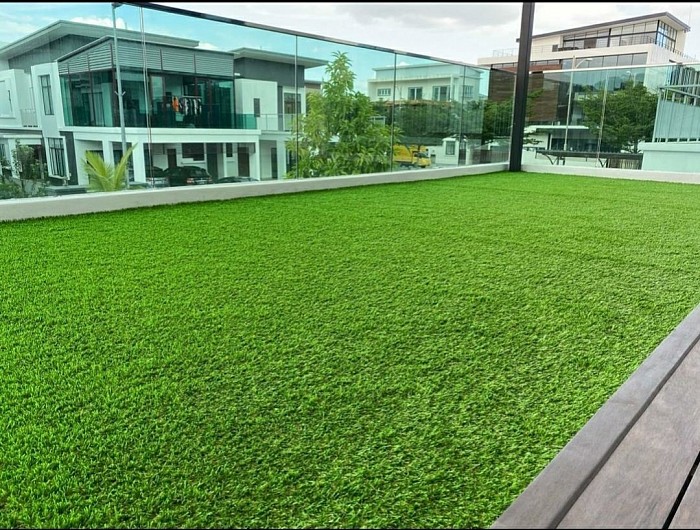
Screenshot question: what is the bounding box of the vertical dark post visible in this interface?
[509,2,535,171]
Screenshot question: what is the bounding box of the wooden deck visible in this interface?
[491,303,700,529]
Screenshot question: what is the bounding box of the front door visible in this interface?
[206,143,218,179]
[167,148,177,169]
[237,145,250,177]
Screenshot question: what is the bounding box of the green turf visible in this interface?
[2,171,700,528]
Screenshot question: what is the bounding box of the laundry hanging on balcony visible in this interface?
[172,96,202,116]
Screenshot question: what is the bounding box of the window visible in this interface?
[48,137,66,177]
[253,98,260,118]
[377,88,391,97]
[182,143,205,161]
[40,75,53,115]
[463,85,474,99]
[445,140,456,156]
[283,92,302,130]
[408,87,422,100]
[603,55,618,67]
[617,54,633,67]
[283,92,301,114]
[632,53,647,65]
[226,143,233,157]
[432,86,450,101]
[0,80,12,116]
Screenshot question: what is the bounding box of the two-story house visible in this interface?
[366,62,487,166]
[0,20,325,186]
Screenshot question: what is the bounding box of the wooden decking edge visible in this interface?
[491,303,700,529]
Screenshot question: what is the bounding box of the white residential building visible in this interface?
[0,21,325,187]
[367,62,484,105]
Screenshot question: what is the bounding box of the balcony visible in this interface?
[491,35,697,61]
[20,108,38,127]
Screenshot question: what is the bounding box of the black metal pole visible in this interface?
[509,2,535,171]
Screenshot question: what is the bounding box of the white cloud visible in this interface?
[2,20,41,38]
[70,16,126,30]
[197,42,220,51]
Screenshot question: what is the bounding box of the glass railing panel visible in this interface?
[478,67,514,165]
[382,54,498,170]
[133,3,298,185]
[0,2,121,194]
[524,63,690,171]
[291,36,397,178]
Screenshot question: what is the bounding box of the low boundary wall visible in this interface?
[0,163,507,222]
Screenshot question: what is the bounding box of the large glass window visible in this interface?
[408,87,423,100]
[48,137,66,177]
[432,86,450,101]
[61,71,113,127]
[40,75,53,115]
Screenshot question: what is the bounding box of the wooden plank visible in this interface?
[557,338,700,528]
[668,454,700,528]
[491,303,700,529]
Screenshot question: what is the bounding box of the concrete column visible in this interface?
[222,143,229,179]
[102,140,114,166]
[131,142,146,183]
[277,139,286,179]
[253,141,262,181]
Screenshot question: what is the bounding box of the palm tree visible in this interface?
[82,144,137,192]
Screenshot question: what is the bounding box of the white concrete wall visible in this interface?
[0,163,508,221]
[639,141,700,173]
[523,161,700,184]
[235,79,277,129]
[30,63,63,136]
[0,70,24,127]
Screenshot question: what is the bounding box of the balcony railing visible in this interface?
[491,35,696,62]
[20,108,38,127]
[67,106,301,132]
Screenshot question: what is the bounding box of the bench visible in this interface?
[537,150,643,169]
[491,303,700,529]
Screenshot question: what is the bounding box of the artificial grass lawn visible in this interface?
[2,171,700,528]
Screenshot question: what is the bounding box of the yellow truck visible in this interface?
[393,144,431,168]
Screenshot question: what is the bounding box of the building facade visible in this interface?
[0,20,325,186]
[479,12,691,73]
[478,12,693,153]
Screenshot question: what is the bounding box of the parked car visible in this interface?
[145,166,170,188]
[163,166,214,186]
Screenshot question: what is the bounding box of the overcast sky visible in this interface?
[2,2,700,65]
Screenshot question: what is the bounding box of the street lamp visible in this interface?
[563,57,592,152]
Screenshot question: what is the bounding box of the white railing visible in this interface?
[20,108,38,127]
[491,37,697,62]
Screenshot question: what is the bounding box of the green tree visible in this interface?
[82,144,137,192]
[479,89,544,146]
[286,51,392,178]
[372,99,485,146]
[579,80,657,153]
[9,140,47,197]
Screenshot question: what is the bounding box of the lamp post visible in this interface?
[112,2,129,189]
[563,56,592,152]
